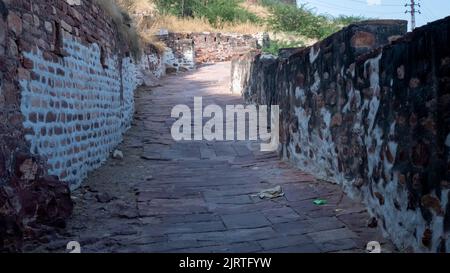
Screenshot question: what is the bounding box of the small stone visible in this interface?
[44,21,53,33]
[374,192,385,205]
[19,158,39,180]
[66,0,81,5]
[7,12,22,36]
[367,217,378,228]
[33,15,39,27]
[330,113,342,127]
[112,149,123,160]
[145,175,154,181]
[165,66,177,74]
[421,194,443,215]
[354,178,365,188]
[17,67,30,81]
[111,201,138,219]
[422,228,432,248]
[95,192,113,203]
[60,20,72,33]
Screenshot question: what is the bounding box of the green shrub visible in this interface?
[334,15,370,25]
[261,0,367,40]
[262,39,305,55]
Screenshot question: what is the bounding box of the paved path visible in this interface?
[27,62,394,253]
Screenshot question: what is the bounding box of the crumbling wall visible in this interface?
[157,32,259,70]
[231,19,450,252]
[157,32,195,73]
[0,0,159,251]
[138,44,165,85]
[190,32,259,63]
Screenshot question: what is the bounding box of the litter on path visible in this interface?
[313,198,328,205]
[255,186,284,199]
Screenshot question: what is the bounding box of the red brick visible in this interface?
[46,112,57,122]
[7,12,22,36]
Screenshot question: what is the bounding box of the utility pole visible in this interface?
[405,0,421,30]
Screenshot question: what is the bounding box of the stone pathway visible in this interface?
[26,62,395,253]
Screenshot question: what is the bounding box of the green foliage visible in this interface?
[262,39,305,55]
[154,0,260,27]
[260,0,368,40]
[334,15,371,25]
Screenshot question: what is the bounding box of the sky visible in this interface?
[296,0,450,30]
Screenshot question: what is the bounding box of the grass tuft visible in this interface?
[94,0,142,60]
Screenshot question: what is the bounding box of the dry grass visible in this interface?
[94,0,314,56]
[148,15,266,34]
[269,31,317,46]
[239,1,271,19]
[115,0,266,35]
[93,0,142,59]
[115,0,157,17]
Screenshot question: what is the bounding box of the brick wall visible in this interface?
[19,34,139,186]
[0,0,162,251]
[157,32,259,70]
[231,19,450,252]
[190,32,259,64]
[158,32,195,74]
[1,0,163,188]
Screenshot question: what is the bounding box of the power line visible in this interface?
[422,4,438,18]
[303,0,402,15]
[346,0,403,7]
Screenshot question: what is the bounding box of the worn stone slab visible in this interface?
[175,242,263,253]
[257,235,314,250]
[262,207,306,224]
[260,244,321,253]
[317,238,358,252]
[168,227,278,244]
[221,212,271,229]
[204,194,253,205]
[308,228,359,244]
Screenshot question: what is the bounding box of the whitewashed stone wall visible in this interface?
[137,51,165,86]
[19,35,139,188]
[230,18,450,252]
[163,47,196,73]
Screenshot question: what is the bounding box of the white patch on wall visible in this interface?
[311,72,321,93]
[309,46,320,64]
[163,47,195,72]
[295,87,306,104]
[231,66,243,94]
[288,104,341,185]
[365,52,382,132]
[342,86,355,114]
[20,36,139,188]
[138,52,165,86]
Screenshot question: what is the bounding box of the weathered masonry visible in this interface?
[231,18,450,252]
[156,32,259,73]
[0,0,164,251]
